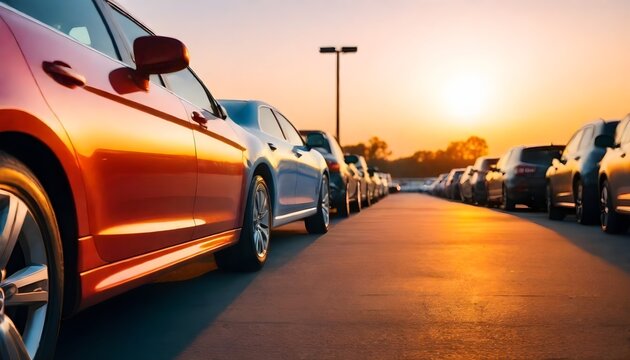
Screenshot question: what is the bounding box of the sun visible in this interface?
[441,74,488,121]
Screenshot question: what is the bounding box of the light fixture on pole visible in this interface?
[319,46,357,143]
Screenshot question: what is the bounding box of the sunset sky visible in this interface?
[118,0,630,158]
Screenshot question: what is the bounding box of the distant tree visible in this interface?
[342,142,368,159]
[366,136,392,161]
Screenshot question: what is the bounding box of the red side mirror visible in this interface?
[132,36,189,90]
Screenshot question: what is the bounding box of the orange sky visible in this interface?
[118,0,630,158]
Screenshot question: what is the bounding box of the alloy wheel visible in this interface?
[575,182,584,223]
[0,189,49,359]
[252,183,271,259]
[322,177,330,227]
[600,184,609,228]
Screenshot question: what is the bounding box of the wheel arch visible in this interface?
[0,131,81,316]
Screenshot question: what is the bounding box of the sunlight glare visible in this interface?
[442,74,488,121]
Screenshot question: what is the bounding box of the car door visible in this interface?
[2,1,197,262]
[161,68,246,239]
[553,129,583,205]
[488,151,510,200]
[257,107,298,215]
[273,110,320,208]
[611,121,630,211]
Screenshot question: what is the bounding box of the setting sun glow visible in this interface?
[442,75,488,121]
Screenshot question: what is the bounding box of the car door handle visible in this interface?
[574,156,581,161]
[42,61,86,88]
[191,111,208,127]
[267,143,277,151]
[622,153,627,158]
[293,150,303,158]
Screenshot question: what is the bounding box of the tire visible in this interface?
[350,184,362,213]
[336,185,351,218]
[574,179,597,225]
[547,183,565,220]
[305,176,330,234]
[501,185,516,211]
[600,179,629,234]
[0,152,63,360]
[363,187,372,208]
[216,175,271,271]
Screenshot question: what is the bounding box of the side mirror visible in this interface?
[219,104,229,120]
[133,36,190,90]
[594,134,615,149]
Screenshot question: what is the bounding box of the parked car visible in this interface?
[377,172,390,197]
[367,167,383,199]
[418,177,436,193]
[598,114,630,233]
[445,168,465,200]
[487,145,565,210]
[546,119,619,224]
[468,156,499,205]
[389,180,401,193]
[219,100,331,233]
[300,130,361,216]
[431,173,449,197]
[0,1,308,357]
[344,154,375,206]
[458,166,475,203]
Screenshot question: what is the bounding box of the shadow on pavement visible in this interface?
[488,205,630,275]
[55,221,332,360]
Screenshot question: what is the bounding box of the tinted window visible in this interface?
[304,133,331,153]
[480,158,498,171]
[259,107,285,139]
[603,121,619,137]
[3,0,118,59]
[274,111,304,146]
[521,147,563,165]
[110,7,150,45]
[579,126,594,150]
[164,69,214,112]
[345,155,359,164]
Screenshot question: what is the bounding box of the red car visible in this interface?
[0,1,276,358]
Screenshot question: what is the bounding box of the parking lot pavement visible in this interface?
[55,193,630,359]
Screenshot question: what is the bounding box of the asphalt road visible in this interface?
[55,193,630,359]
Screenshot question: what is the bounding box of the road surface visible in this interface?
[55,193,630,359]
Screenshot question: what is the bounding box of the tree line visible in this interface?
[343,136,489,178]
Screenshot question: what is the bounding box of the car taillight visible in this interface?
[515,165,536,175]
[327,160,340,172]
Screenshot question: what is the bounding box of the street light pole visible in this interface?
[319,46,357,143]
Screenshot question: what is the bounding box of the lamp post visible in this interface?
[319,46,357,143]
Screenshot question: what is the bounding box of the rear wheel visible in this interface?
[351,185,362,213]
[216,175,271,271]
[547,183,565,220]
[305,176,330,234]
[501,185,516,211]
[0,152,63,360]
[600,180,629,234]
[337,184,351,218]
[575,180,597,225]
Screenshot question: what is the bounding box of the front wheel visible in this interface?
[575,180,597,225]
[600,180,629,234]
[350,184,362,213]
[216,175,271,271]
[0,152,63,360]
[336,185,350,218]
[305,176,330,234]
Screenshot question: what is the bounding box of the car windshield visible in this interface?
[521,147,563,165]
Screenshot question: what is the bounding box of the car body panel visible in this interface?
[220,100,327,226]
[600,116,630,214]
[547,120,618,210]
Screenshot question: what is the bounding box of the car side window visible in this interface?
[259,107,285,139]
[273,111,304,146]
[563,130,583,156]
[621,121,630,145]
[2,0,119,59]
[163,69,217,115]
[579,126,594,150]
